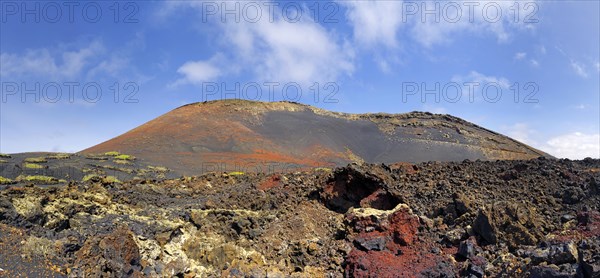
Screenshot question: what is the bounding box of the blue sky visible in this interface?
[1,0,599,159]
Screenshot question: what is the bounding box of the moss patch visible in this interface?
[114,159,132,165]
[21,236,57,259]
[82,174,100,182]
[104,151,121,156]
[0,176,15,184]
[315,167,332,172]
[0,153,11,158]
[24,162,45,169]
[148,166,168,172]
[46,153,71,160]
[103,176,121,183]
[85,154,109,161]
[16,175,59,184]
[24,157,47,163]
[114,154,135,161]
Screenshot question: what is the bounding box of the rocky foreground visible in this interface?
[0,158,599,277]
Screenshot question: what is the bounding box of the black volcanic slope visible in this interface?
[80,100,551,176]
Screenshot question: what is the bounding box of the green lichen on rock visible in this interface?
[24,162,45,169]
[82,174,100,182]
[114,159,132,165]
[21,236,57,259]
[114,154,135,161]
[314,167,332,172]
[148,166,169,172]
[103,176,121,184]
[16,175,59,184]
[46,153,71,160]
[24,157,47,163]
[0,176,15,184]
[85,154,109,161]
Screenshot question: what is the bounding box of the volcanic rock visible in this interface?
[81,100,551,175]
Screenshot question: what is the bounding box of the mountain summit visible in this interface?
[81,100,550,175]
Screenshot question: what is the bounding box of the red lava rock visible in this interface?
[344,204,456,277]
[73,226,142,277]
[257,174,282,191]
[322,165,400,213]
[359,189,400,212]
[577,210,600,237]
[553,210,600,242]
[389,162,419,175]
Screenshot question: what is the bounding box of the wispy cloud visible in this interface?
[514,52,527,60]
[530,59,539,67]
[339,0,404,48]
[172,54,224,86]
[502,123,539,146]
[409,1,538,47]
[452,71,510,88]
[168,2,354,87]
[570,60,588,78]
[543,132,600,159]
[0,41,104,79]
[503,123,600,159]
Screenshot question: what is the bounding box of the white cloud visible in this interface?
[530,59,539,67]
[170,2,354,87]
[596,62,600,72]
[514,52,527,60]
[502,123,538,146]
[449,71,510,103]
[0,41,104,79]
[409,1,537,47]
[542,132,600,159]
[88,55,129,77]
[570,60,588,78]
[452,71,510,88]
[503,124,599,159]
[233,18,354,86]
[173,54,224,86]
[339,1,405,48]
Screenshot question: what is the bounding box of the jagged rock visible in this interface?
[344,203,456,276]
[354,236,388,251]
[453,192,473,216]
[461,263,485,278]
[560,214,575,223]
[519,241,578,266]
[562,187,585,204]
[472,202,548,249]
[0,198,18,222]
[72,226,142,277]
[529,265,576,278]
[0,159,599,277]
[473,209,497,244]
[322,164,399,213]
[578,239,600,277]
[457,239,476,259]
[446,227,467,245]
